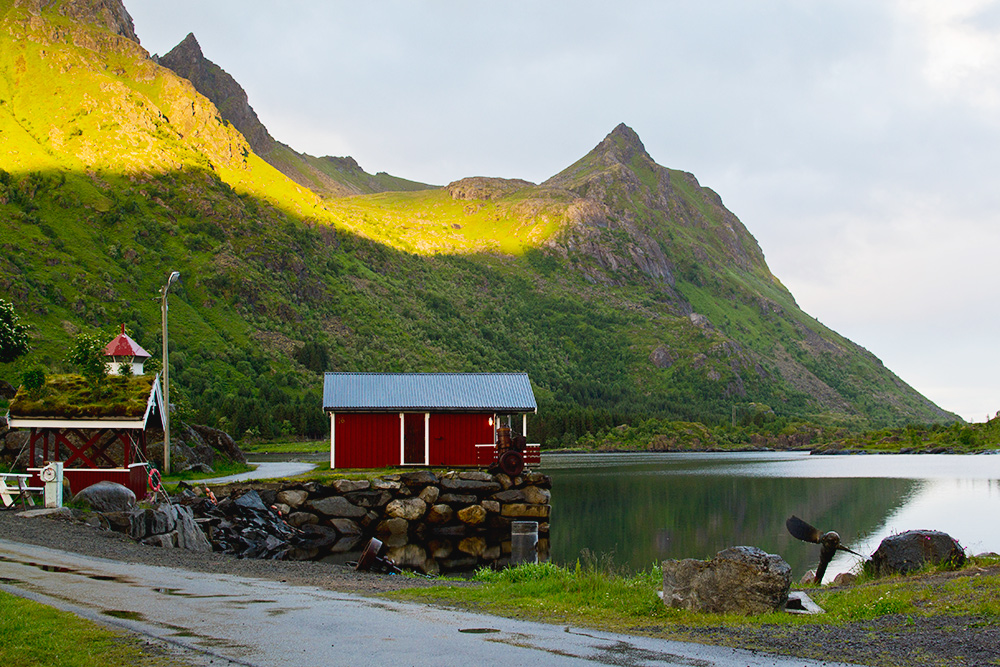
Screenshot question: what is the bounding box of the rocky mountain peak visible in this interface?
[158,32,202,67]
[54,0,139,43]
[157,32,275,156]
[543,122,656,195]
[595,122,650,165]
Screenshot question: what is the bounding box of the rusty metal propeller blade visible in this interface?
[837,544,861,557]
[786,515,822,544]
[786,515,863,584]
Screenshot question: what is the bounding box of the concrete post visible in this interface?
[511,520,538,566]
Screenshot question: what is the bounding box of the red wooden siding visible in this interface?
[428,413,494,466]
[333,413,400,468]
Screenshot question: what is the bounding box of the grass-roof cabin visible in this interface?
[7,373,163,497]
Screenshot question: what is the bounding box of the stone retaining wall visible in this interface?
[201,469,552,574]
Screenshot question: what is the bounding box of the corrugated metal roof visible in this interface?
[323,373,537,413]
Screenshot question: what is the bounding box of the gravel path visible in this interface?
[1,509,998,666]
[0,508,438,595]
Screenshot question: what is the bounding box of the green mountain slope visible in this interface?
[155,32,434,198]
[0,0,958,447]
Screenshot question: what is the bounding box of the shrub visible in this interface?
[66,333,108,389]
[20,367,46,397]
[0,298,30,363]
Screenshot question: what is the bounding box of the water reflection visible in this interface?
[544,452,1000,579]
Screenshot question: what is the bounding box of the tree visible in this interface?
[66,333,108,388]
[0,298,30,363]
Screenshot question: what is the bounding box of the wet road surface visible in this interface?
[0,539,869,666]
[198,461,317,484]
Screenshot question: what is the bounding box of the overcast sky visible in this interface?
[127,1,1000,422]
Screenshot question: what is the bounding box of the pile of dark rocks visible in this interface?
[180,489,302,559]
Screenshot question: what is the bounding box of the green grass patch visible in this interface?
[392,560,673,630]
[296,464,439,481]
[240,438,327,454]
[0,590,185,666]
[388,558,1000,636]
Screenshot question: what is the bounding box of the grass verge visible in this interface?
[386,556,1000,639]
[0,590,186,667]
[239,438,327,454]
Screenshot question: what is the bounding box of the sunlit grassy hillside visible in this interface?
[326,185,569,255]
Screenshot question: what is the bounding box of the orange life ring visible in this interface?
[148,468,162,493]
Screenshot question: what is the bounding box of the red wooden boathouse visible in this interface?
[323,372,538,469]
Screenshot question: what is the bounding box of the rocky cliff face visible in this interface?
[57,0,137,42]
[543,124,773,289]
[156,33,275,157]
[15,0,138,42]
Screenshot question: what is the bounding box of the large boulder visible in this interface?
[128,504,211,552]
[170,504,212,552]
[146,422,246,470]
[426,503,454,524]
[868,530,966,576]
[457,504,487,526]
[386,497,427,521]
[129,506,175,539]
[276,489,309,508]
[396,470,439,487]
[233,490,269,512]
[305,495,366,518]
[331,479,370,493]
[0,379,17,399]
[73,481,136,513]
[662,546,792,615]
[0,429,29,466]
[187,423,247,464]
[440,477,501,494]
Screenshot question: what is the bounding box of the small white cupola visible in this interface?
[104,324,152,375]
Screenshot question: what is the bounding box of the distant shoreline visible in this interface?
[541,446,1000,456]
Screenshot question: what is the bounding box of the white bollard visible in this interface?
[511,520,538,566]
[42,462,63,508]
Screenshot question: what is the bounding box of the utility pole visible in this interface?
[161,271,180,475]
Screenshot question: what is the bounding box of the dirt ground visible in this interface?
[1,509,997,667]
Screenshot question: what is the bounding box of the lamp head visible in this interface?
[167,271,180,285]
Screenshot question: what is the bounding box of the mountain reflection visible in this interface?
[546,453,919,577]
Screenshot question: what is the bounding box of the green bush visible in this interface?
[20,367,46,397]
[65,333,108,389]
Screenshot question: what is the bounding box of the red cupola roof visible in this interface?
[105,324,151,359]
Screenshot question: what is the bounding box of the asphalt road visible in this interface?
[197,461,317,484]
[0,539,869,667]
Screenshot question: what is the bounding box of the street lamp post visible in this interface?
[161,271,180,475]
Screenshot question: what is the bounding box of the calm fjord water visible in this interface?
[542,451,1000,580]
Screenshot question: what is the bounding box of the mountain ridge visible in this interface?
[154,31,435,198]
[0,0,959,444]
